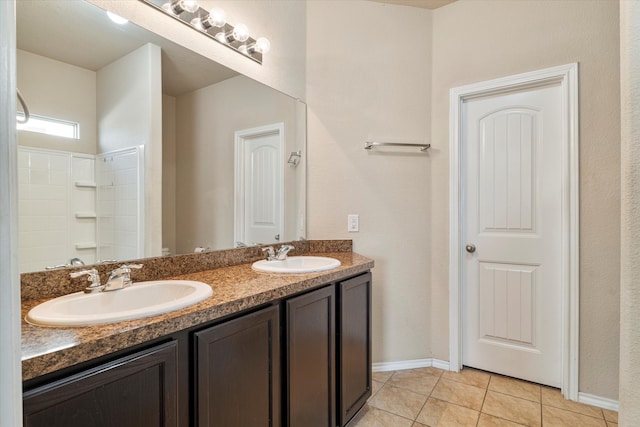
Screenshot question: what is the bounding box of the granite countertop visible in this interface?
[21,251,374,381]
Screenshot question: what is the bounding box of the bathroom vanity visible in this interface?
[21,243,373,427]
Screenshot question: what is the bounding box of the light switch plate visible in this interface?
[348,214,359,232]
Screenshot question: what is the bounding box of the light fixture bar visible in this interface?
[138,0,269,64]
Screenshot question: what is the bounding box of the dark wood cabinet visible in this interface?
[194,304,280,427]
[286,285,336,427]
[23,341,178,427]
[337,272,372,426]
[23,271,372,427]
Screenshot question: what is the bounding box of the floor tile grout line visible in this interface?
[476,374,490,427]
[542,401,608,419]
[541,384,544,426]
[363,404,420,425]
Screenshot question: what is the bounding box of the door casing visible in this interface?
[448,63,579,400]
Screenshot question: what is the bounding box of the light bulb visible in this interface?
[106,11,128,25]
[190,16,205,30]
[231,24,249,42]
[254,37,271,54]
[215,31,228,44]
[206,8,226,28]
[161,2,177,15]
[179,0,199,13]
[168,0,198,14]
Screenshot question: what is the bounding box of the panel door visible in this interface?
[462,82,563,387]
[241,131,283,245]
[195,305,280,427]
[286,285,336,427]
[337,273,372,426]
[23,341,178,427]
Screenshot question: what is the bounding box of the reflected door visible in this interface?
[235,123,284,246]
[462,82,563,387]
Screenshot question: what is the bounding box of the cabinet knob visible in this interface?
[465,244,476,253]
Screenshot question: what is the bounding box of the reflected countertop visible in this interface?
[21,251,374,381]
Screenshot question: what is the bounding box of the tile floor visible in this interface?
[348,367,618,427]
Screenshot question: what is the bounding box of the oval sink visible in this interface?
[26,280,213,327]
[252,256,341,274]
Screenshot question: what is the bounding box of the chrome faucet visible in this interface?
[70,268,104,293]
[262,245,295,261]
[262,246,276,260]
[103,264,143,292]
[276,245,295,260]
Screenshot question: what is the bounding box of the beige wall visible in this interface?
[306,0,433,364]
[431,0,620,398]
[17,49,97,154]
[619,1,640,424]
[174,76,299,253]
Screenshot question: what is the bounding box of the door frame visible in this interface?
[448,63,579,400]
[234,122,285,246]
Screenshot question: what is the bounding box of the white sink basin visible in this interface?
[26,280,213,327]
[252,256,341,274]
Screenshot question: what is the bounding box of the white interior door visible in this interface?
[462,82,563,387]
[235,124,284,246]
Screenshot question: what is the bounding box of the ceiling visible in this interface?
[16,0,456,97]
[368,0,457,9]
[16,0,238,96]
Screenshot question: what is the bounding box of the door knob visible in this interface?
[465,244,476,253]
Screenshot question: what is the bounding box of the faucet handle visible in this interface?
[70,268,103,293]
[110,263,143,278]
[262,246,276,260]
[276,244,295,260]
[70,268,99,281]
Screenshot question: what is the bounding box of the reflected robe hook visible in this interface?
[288,150,302,167]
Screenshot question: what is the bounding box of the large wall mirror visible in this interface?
[16,0,306,273]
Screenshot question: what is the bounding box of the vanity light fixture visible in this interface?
[139,0,271,64]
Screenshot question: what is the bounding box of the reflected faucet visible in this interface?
[46,257,86,270]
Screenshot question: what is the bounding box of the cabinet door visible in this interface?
[195,304,280,427]
[286,285,336,427]
[23,341,178,427]
[337,273,372,426]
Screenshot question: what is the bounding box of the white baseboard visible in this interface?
[372,358,450,372]
[578,392,619,412]
[372,360,619,413]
